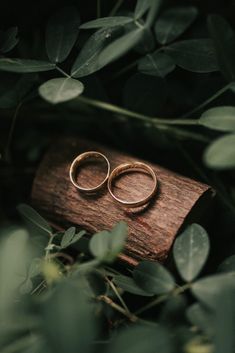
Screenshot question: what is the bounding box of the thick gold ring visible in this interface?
[69,151,110,192]
[107,162,158,207]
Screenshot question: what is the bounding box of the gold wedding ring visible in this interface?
[69,151,110,192]
[107,162,157,207]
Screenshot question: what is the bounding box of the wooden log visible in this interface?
[31,137,214,266]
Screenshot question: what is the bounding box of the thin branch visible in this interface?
[98,295,138,322]
[105,276,130,314]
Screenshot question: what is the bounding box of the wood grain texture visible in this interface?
[31,137,214,266]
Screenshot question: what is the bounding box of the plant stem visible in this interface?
[181,83,233,119]
[135,283,191,315]
[4,102,22,162]
[56,66,71,78]
[105,277,131,314]
[45,235,54,260]
[78,96,198,126]
[98,295,138,322]
[109,0,124,16]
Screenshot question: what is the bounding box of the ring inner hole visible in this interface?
[112,169,154,202]
[75,157,108,189]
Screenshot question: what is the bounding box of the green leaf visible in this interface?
[134,0,152,20]
[46,6,80,63]
[155,6,198,45]
[89,222,127,262]
[39,78,84,104]
[0,27,19,53]
[0,227,29,313]
[28,258,42,278]
[213,286,235,353]
[165,39,218,73]
[173,224,210,282]
[203,133,235,170]
[133,261,175,295]
[71,26,123,77]
[80,16,133,29]
[61,227,76,248]
[42,279,96,353]
[138,52,175,77]
[208,15,235,82]
[191,273,235,308]
[186,303,215,337]
[113,275,154,296]
[0,58,55,73]
[199,106,235,132]
[108,324,172,353]
[98,28,145,68]
[61,228,85,249]
[17,203,52,237]
[218,255,235,273]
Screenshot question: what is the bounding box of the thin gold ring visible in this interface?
[69,151,110,192]
[107,162,158,207]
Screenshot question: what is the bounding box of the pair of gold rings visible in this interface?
[69,151,158,208]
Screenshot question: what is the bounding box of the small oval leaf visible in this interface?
[155,6,198,45]
[165,39,218,73]
[173,223,210,282]
[113,275,154,296]
[46,6,80,63]
[203,134,235,170]
[138,52,175,77]
[133,261,175,295]
[39,78,84,104]
[208,15,235,82]
[199,106,235,132]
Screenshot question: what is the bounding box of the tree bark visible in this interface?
[31,137,214,266]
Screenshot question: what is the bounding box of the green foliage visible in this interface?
[204,134,235,169]
[0,58,55,73]
[1,1,235,352]
[108,325,172,353]
[173,224,210,282]
[199,106,235,132]
[155,6,198,45]
[98,28,145,67]
[71,26,122,77]
[138,52,175,77]
[89,221,127,262]
[208,15,235,82]
[80,16,133,29]
[165,39,218,73]
[133,261,175,294]
[39,77,84,104]
[46,6,80,63]
[17,203,52,236]
[0,204,235,353]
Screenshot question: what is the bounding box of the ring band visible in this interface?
[69,151,110,192]
[107,162,158,207]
